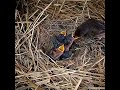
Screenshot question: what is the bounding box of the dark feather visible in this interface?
[74,19,105,38]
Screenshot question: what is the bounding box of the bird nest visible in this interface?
[15,0,105,90]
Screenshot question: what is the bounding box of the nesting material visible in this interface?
[15,0,105,90]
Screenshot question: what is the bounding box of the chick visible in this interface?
[60,50,73,60]
[58,33,79,60]
[49,31,76,60]
[64,33,79,51]
[56,31,79,51]
[48,44,65,60]
[55,31,67,44]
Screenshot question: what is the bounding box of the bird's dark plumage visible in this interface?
[74,19,105,38]
[55,34,66,44]
[51,36,63,49]
[60,51,72,60]
[56,33,73,45]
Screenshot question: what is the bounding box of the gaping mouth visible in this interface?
[57,44,65,52]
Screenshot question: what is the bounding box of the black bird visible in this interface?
[74,18,105,38]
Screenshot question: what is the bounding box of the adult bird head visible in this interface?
[74,18,105,38]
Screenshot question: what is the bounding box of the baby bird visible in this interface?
[48,44,65,60]
[56,32,79,60]
[56,31,78,51]
[49,31,77,60]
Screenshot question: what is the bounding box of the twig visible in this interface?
[25,77,45,90]
[28,9,39,20]
[56,0,66,15]
[74,77,83,90]
[90,56,105,68]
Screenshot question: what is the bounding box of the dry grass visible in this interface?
[15,0,105,90]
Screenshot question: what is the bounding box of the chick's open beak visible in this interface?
[74,36,79,40]
[49,44,65,60]
[64,33,79,51]
[60,31,66,36]
[72,32,79,40]
[57,44,65,52]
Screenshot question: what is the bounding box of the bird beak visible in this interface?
[57,44,65,52]
[72,33,79,40]
[48,44,65,60]
[74,36,79,40]
[60,31,66,36]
